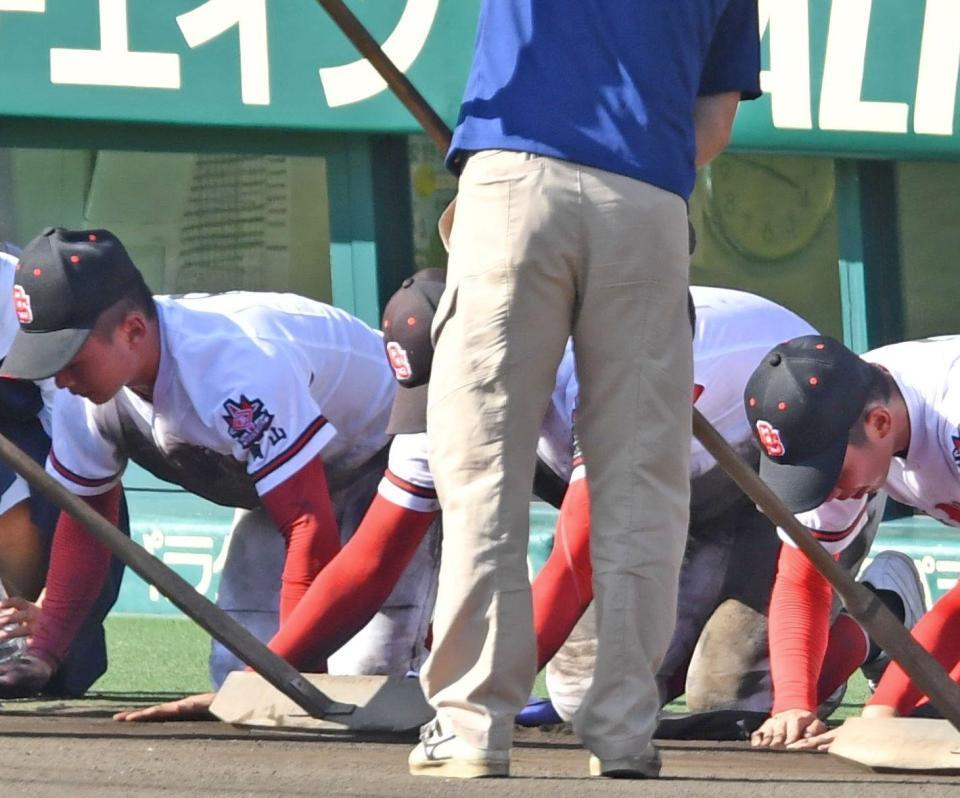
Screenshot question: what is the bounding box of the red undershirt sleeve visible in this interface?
[266,493,436,669]
[531,477,593,670]
[769,542,835,714]
[869,581,960,715]
[260,453,342,623]
[29,485,122,667]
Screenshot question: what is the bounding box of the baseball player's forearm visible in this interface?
[261,455,342,622]
[266,494,436,669]
[869,582,960,715]
[532,477,593,670]
[768,543,834,714]
[29,485,121,667]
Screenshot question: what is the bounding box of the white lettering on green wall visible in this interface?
[177,0,270,106]
[36,0,436,109]
[819,0,908,133]
[914,0,960,136]
[762,0,960,136]
[50,0,181,90]
[319,0,439,108]
[0,0,43,11]
[758,0,812,130]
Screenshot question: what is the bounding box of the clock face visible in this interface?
[703,155,835,261]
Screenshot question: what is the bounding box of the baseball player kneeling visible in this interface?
[530,290,924,739]
[0,228,440,712]
[744,335,957,749]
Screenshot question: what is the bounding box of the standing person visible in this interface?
[0,227,438,699]
[411,3,762,777]
[743,335,957,749]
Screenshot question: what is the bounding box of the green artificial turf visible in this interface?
[91,615,213,695]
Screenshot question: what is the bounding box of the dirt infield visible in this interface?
[0,697,956,797]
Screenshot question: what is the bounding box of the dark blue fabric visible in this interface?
[0,417,128,697]
[0,377,43,422]
[448,0,761,199]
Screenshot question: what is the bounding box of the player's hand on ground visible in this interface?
[787,724,838,751]
[0,652,54,697]
[750,709,827,749]
[0,596,41,641]
[787,705,897,751]
[113,692,216,722]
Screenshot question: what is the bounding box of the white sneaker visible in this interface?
[408,718,510,778]
[588,745,661,779]
[859,550,927,687]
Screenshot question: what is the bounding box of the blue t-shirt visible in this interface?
[448,1,761,200]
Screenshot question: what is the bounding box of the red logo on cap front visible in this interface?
[386,342,412,380]
[13,285,32,324]
[756,420,785,457]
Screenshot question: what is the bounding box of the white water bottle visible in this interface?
[0,579,27,665]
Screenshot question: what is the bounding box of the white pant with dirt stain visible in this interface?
[210,455,441,687]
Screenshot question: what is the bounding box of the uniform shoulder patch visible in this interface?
[951,428,960,469]
[222,394,274,458]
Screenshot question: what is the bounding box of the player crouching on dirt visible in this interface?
[0,227,440,711]
[743,335,960,750]
[525,291,923,739]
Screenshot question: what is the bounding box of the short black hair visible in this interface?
[91,276,156,339]
[847,363,894,446]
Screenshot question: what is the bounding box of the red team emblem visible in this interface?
[386,341,412,380]
[13,285,32,324]
[755,420,785,457]
[221,395,275,458]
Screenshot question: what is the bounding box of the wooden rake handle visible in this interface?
[0,431,353,719]
[313,0,960,729]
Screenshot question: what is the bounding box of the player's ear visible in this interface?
[864,405,893,441]
[121,311,148,347]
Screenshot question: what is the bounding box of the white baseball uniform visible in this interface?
[46,292,440,684]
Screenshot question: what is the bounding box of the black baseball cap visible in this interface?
[2,227,145,380]
[744,335,876,513]
[381,269,446,434]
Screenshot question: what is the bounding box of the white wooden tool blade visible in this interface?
[830,717,960,772]
[211,671,432,734]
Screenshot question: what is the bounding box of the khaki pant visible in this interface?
[422,151,691,759]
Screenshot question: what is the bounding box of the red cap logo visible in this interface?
[13,285,32,324]
[755,420,785,457]
[386,342,412,380]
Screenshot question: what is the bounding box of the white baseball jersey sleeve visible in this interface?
[48,293,395,502]
[377,432,439,513]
